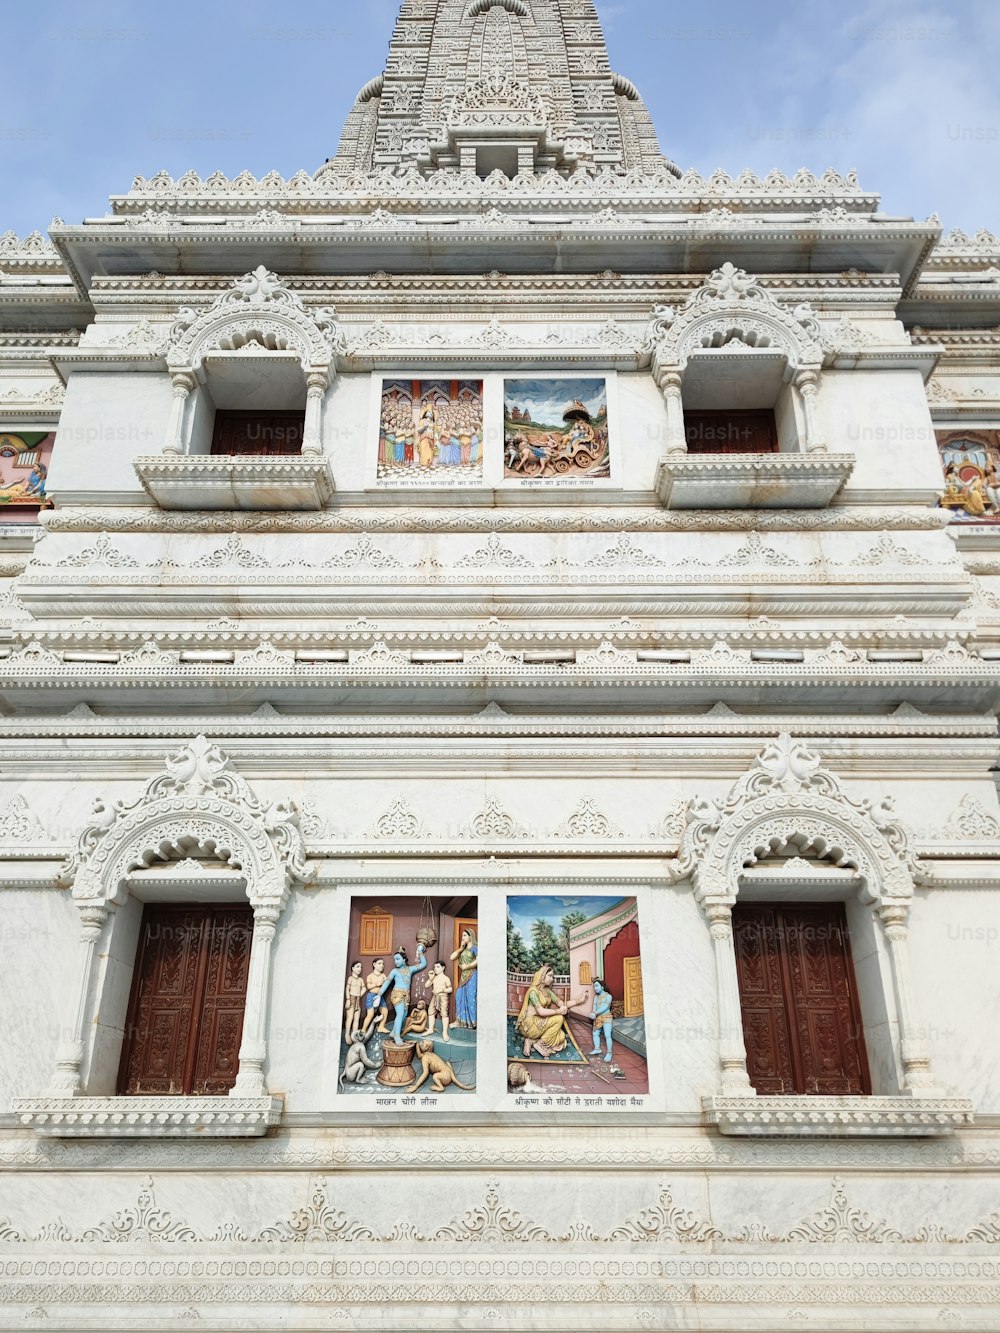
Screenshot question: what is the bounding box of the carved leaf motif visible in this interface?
[464,797,530,840]
[257,1178,378,1243]
[577,639,637,667]
[190,534,271,570]
[554,797,624,840]
[608,1186,723,1242]
[942,794,1000,841]
[464,534,532,569]
[80,1178,198,1243]
[780,1179,903,1244]
[370,797,426,840]
[52,534,139,569]
[431,1178,552,1243]
[583,533,663,569]
[466,639,523,666]
[0,795,48,843]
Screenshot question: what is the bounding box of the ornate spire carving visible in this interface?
[320,0,676,180]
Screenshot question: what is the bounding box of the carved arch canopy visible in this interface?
[62,736,312,912]
[165,266,346,380]
[672,734,921,912]
[643,263,824,376]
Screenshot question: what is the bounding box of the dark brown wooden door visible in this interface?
[118,904,253,1096]
[211,410,305,456]
[733,903,871,1096]
[684,409,779,454]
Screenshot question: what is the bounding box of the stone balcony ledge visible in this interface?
[655,452,855,509]
[134,454,334,511]
[704,1095,975,1138]
[13,1095,284,1138]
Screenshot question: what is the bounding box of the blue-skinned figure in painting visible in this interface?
[376,943,427,1045]
[588,979,615,1063]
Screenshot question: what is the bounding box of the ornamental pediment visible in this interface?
[448,73,548,130]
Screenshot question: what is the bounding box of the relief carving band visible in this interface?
[377,379,484,486]
[339,896,478,1096]
[507,895,648,1097]
[504,378,611,481]
[937,430,1000,522]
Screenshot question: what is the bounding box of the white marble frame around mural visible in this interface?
[365,368,623,491]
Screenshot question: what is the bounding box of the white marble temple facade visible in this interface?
[1,0,1000,1327]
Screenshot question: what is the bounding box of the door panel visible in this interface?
[119,904,253,1097]
[734,903,870,1097]
[623,956,644,1017]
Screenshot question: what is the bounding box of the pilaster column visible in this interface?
[880,903,938,1093]
[794,369,826,454]
[705,901,754,1094]
[302,371,329,457]
[232,903,282,1098]
[47,903,108,1096]
[658,370,687,455]
[164,371,196,455]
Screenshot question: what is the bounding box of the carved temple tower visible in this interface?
[1,1,1000,1329]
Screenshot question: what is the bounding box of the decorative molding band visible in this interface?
[704,1096,976,1138]
[12,1097,283,1139]
[39,506,953,535]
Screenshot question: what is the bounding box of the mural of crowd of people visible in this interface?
[506,895,648,1096]
[377,380,484,483]
[937,431,1000,523]
[339,897,478,1096]
[0,432,53,520]
[504,378,611,480]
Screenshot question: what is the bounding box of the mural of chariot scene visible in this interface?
[503,378,611,480]
[339,896,478,1096]
[506,895,648,1096]
[937,431,1000,523]
[0,432,54,521]
[377,379,484,484]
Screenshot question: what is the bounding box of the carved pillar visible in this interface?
[302,371,329,456]
[47,903,109,1096]
[232,903,282,1098]
[705,901,754,1094]
[794,369,826,454]
[880,903,939,1093]
[657,370,687,455]
[164,371,196,455]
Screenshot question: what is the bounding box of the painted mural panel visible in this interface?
[377,379,484,485]
[339,896,478,1097]
[503,378,611,481]
[0,432,54,521]
[506,894,648,1097]
[937,430,1000,522]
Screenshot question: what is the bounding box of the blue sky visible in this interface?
[508,895,627,940]
[1,0,998,238]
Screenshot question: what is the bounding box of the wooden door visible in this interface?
[118,904,253,1096]
[733,903,870,1096]
[211,410,305,456]
[684,410,779,454]
[622,956,644,1017]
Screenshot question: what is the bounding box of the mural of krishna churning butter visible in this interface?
[338,895,478,1097]
[506,894,648,1095]
[937,431,1000,523]
[0,432,54,520]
